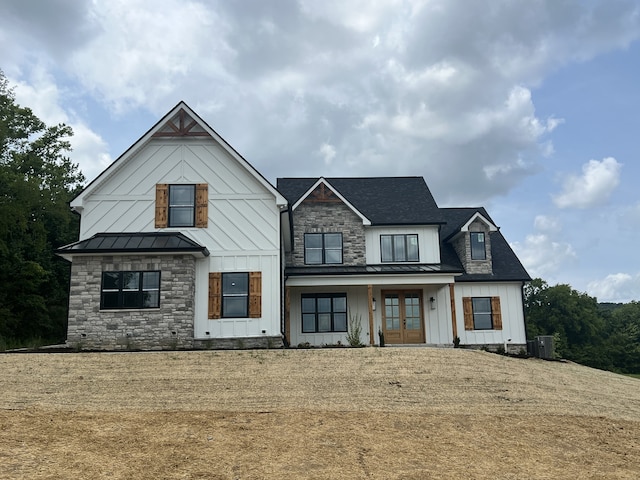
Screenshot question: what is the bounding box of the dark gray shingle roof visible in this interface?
[278,177,530,282]
[277,177,444,225]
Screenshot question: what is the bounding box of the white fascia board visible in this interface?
[71,101,287,210]
[290,177,371,226]
[460,212,498,232]
[286,273,457,287]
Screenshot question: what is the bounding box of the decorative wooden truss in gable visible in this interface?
[304,183,341,203]
[152,108,210,137]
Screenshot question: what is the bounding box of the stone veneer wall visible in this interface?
[451,219,493,275]
[289,201,366,267]
[67,254,196,350]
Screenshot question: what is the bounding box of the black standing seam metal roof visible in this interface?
[56,232,210,256]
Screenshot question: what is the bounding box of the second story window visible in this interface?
[169,185,195,227]
[381,234,419,262]
[470,232,486,260]
[304,233,343,265]
[155,183,208,228]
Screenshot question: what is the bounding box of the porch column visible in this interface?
[285,286,291,345]
[368,284,375,345]
[449,283,458,339]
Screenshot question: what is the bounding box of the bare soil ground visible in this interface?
[1,347,639,479]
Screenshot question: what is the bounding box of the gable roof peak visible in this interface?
[70,102,286,210]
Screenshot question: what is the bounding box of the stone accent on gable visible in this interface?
[289,198,366,267]
[451,219,493,275]
[66,254,196,350]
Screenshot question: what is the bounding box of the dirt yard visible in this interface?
[1,347,639,479]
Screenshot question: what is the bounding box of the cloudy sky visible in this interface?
[1,0,639,302]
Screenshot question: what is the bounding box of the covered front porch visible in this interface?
[283,269,459,347]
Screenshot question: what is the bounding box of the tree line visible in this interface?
[0,72,638,374]
[525,278,640,374]
[0,71,84,348]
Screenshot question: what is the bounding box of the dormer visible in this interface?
[449,211,498,275]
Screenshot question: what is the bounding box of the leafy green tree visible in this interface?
[0,71,84,346]
[603,302,640,374]
[524,278,608,369]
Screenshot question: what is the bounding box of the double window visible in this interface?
[304,233,343,265]
[463,297,502,330]
[380,234,419,262]
[101,271,160,309]
[470,232,486,260]
[301,293,347,333]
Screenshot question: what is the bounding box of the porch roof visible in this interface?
[55,232,210,261]
[285,263,462,276]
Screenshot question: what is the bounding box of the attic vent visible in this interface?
[152,108,209,138]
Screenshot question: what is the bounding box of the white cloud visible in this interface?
[318,143,337,166]
[553,157,622,209]
[511,215,576,280]
[511,233,576,280]
[533,215,561,233]
[11,67,111,182]
[587,273,640,303]
[1,0,639,204]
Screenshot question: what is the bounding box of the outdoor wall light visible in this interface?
[372,298,377,311]
[429,296,436,309]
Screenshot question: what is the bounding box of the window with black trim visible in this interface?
[304,233,343,264]
[101,271,160,309]
[222,272,249,318]
[169,184,195,227]
[471,297,492,329]
[470,232,486,260]
[380,234,419,262]
[301,293,347,333]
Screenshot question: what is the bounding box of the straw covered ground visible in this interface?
[1,347,639,479]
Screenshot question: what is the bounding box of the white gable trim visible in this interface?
[291,177,372,226]
[460,212,498,232]
[71,101,287,211]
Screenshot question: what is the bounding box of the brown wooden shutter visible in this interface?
[463,297,474,331]
[248,271,262,318]
[155,184,168,228]
[491,296,502,330]
[195,183,208,228]
[208,272,221,319]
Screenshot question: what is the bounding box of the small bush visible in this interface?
[346,310,364,347]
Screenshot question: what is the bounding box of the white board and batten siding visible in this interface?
[364,225,440,264]
[288,284,455,347]
[453,282,526,346]
[76,138,283,339]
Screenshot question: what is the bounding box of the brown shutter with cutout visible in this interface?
[248,272,262,318]
[155,184,168,228]
[491,296,502,330]
[463,297,474,330]
[208,272,221,319]
[195,183,208,228]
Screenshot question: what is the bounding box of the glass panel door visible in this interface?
[382,290,424,344]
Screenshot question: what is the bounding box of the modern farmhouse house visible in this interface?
[57,102,287,350]
[278,177,530,351]
[57,102,530,351]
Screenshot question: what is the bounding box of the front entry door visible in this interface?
[382,290,425,344]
